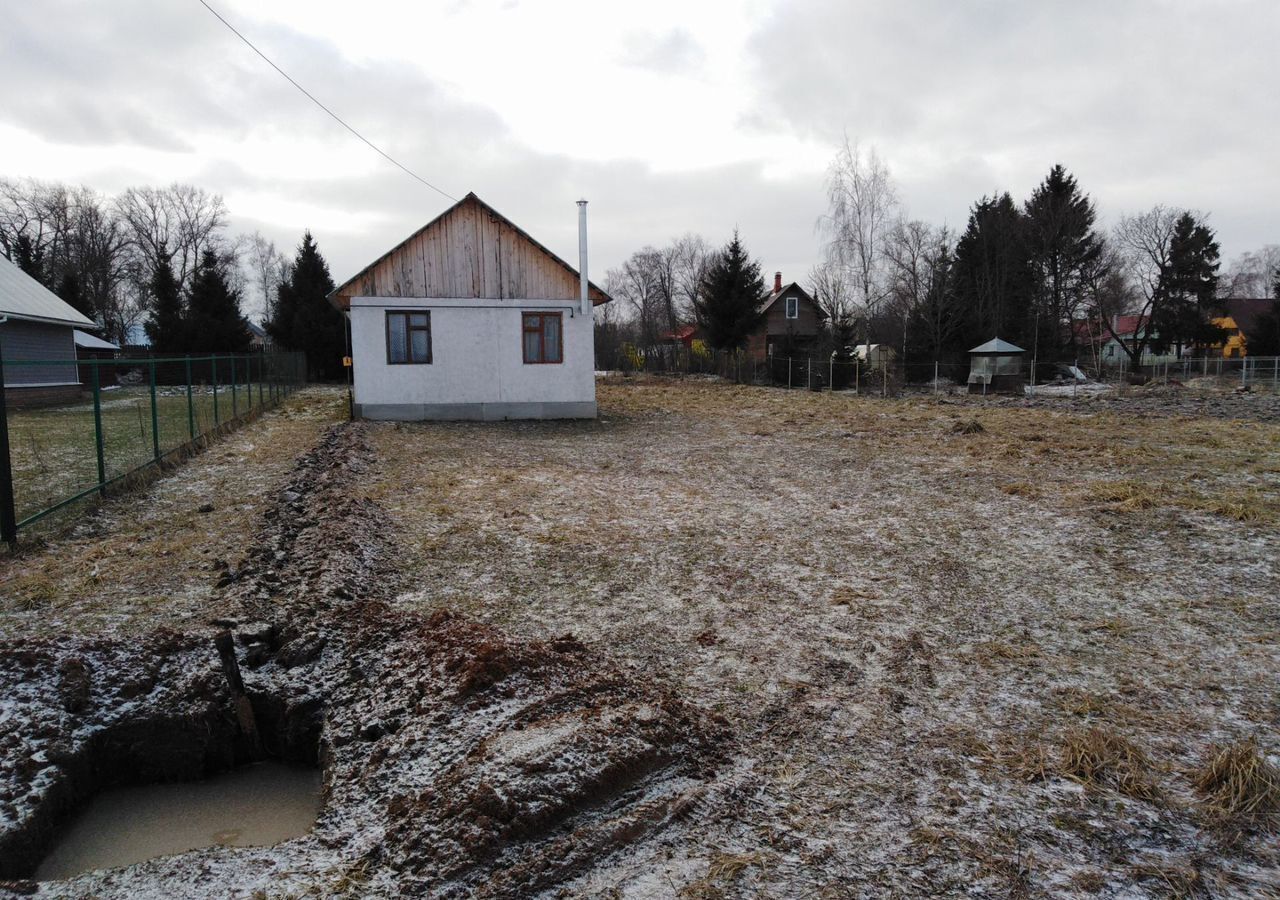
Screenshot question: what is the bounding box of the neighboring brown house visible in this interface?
[747,272,825,361]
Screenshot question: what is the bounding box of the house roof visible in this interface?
[759,282,824,317]
[0,255,97,328]
[659,324,698,342]
[328,192,612,310]
[970,337,1025,354]
[246,321,268,339]
[73,329,119,351]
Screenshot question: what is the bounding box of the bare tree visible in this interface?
[114,184,228,291]
[670,233,711,327]
[605,248,666,352]
[1110,205,1185,363]
[245,232,290,324]
[883,219,937,356]
[808,256,856,352]
[1221,245,1280,299]
[818,136,899,342]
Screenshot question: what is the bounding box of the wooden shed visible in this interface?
[329,193,611,420]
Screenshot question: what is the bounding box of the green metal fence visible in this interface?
[0,352,306,543]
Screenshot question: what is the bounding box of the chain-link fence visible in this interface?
[0,352,306,543]
[600,345,1280,397]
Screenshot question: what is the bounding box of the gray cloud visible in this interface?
[744,0,1280,256]
[2,0,1274,290]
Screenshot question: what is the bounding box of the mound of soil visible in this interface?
[0,425,723,898]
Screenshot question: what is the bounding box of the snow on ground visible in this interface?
[2,378,1277,897]
[367,378,1280,897]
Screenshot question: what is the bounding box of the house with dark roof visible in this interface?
[1,255,99,406]
[747,272,825,362]
[328,192,611,420]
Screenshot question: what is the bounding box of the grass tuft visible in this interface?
[1060,726,1162,802]
[1193,737,1280,832]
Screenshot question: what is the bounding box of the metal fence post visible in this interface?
[807,357,812,390]
[185,356,195,440]
[230,355,238,419]
[934,361,939,395]
[212,355,220,426]
[788,357,792,389]
[148,359,160,462]
[0,342,17,545]
[258,355,264,408]
[829,356,833,391]
[91,363,106,494]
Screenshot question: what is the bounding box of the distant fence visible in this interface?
[599,345,1280,397]
[0,352,306,544]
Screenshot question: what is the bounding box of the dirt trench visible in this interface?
[0,424,723,898]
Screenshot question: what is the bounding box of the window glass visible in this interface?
[410,328,430,363]
[387,311,430,364]
[388,313,408,363]
[786,296,798,319]
[522,312,563,364]
[544,315,561,361]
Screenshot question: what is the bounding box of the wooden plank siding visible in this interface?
[331,193,610,308]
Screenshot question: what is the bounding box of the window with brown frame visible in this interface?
[386,311,431,364]
[522,312,563,364]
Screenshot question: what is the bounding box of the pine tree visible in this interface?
[144,252,187,353]
[13,235,44,284]
[267,231,343,380]
[694,231,767,352]
[1023,165,1103,360]
[186,250,250,353]
[950,193,1035,354]
[1150,213,1220,355]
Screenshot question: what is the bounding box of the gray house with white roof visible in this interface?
[0,255,99,406]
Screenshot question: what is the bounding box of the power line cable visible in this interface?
[197,0,458,203]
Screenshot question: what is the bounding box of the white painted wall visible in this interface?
[348,297,596,419]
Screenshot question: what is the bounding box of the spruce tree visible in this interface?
[144,252,187,353]
[268,231,343,380]
[694,230,767,352]
[1150,213,1220,355]
[186,249,250,353]
[950,193,1035,354]
[13,235,44,284]
[56,272,95,321]
[1023,165,1103,360]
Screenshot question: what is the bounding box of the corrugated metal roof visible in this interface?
[73,329,119,351]
[0,255,97,328]
[969,337,1025,354]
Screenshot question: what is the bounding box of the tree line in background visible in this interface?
[0,178,345,378]
[602,138,1280,368]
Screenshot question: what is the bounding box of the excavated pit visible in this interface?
[0,424,724,898]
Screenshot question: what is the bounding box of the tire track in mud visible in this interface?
[0,423,724,898]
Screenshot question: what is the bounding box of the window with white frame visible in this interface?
[785,295,798,319]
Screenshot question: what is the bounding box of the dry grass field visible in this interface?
[2,378,1277,897]
[366,379,1280,897]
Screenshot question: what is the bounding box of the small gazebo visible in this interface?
[967,337,1025,394]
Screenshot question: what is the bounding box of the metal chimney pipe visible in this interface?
[577,200,589,316]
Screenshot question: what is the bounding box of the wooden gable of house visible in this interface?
[329,193,611,310]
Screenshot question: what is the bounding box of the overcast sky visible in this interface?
[2,0,1276,304]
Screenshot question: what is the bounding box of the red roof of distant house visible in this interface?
[659,324,698,345]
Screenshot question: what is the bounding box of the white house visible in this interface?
[329,193,611,420]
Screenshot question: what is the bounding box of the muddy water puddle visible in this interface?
[36,762,321,881]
